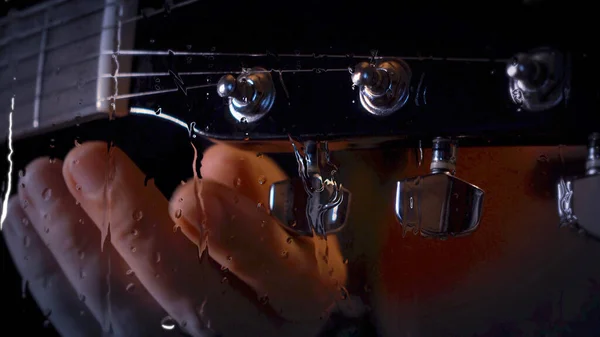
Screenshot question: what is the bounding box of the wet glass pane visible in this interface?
[1,1,600,336]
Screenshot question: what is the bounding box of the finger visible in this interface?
[201,144,347,286]
[2,196,101,337]
[202,144,347,289]
[63,142,209,336]
[171,145,347,321]
[19,157,167,336]
[199,144,287,206]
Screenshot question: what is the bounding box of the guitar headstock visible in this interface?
[2,0,598,150]
[2,0,599,238]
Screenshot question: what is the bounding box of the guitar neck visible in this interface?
[0,0,137,141]
[1,0,598,151]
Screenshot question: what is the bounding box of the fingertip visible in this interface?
[200,144,287,206]
[62,141,108,178]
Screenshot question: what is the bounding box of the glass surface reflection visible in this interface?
[1,1,600,336]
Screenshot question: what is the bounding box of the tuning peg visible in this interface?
[395,137,484,239]
[507,47,568,111]
[557,133,600,237]
[351,59,411,117]
[216,67,275,123]
[269,141,351,236]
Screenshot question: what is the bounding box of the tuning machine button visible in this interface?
[395,138,485,239]
[557,133,600,237]
[351,59,411,116]
[217,67,275,123]
[506,47,568,111]
[269,141,351,237]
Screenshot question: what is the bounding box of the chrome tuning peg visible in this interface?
[217,67,275,123]
[395,137,484,239]
[557,133,600,237]
[351,59,411,117]
[269,141,351,236]
[506,47,568,111]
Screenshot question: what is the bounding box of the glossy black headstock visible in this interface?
[123,0,599,151]
[2,0,599,151]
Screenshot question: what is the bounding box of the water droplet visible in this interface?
[227,255,233,261]
[49,158,56,164]
[259,294,269,305]
[261,220,266,228]
[256,152,263,158]
[240,117,248,124]
[161,316,176,330]
[43,213,50,221]
[44,227,50,233]
[339,286,349,300]
[257,175,266,185]
[344,259,349,264]
[178,197,183,202]
[79,269,86,279]
[257,202,264,209]
[74,139,81,147]
[19,182,25,189]
[21,218,29,226]
[78,250,85,260]
[18,169,25,178]
[75,184,82,191]
[288,220,297,227]
[126,269,134,276]
[221,276,228,284]
[286,237,293,244]
[130,246,137,253]
[155,252,161,263]
[78,293,86,302]
[132,210,143,221]
[538,154,549,163]
[131,229,139,236]
[175,209,182,219]
[23,236,30,247]
[281,250,289,258]
[78,218,85,224]
[220,265,229,272]
[233,177,242,188]
[72,159,80,165]
[126,283,135,292]
[75,200,81,206]
[172,224,180,233]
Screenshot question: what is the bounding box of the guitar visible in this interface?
[1,0,600,334]
[1,0,598,237]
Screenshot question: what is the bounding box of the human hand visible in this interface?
[2,141,348,337]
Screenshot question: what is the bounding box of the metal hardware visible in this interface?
[557,133,600,238]
[217,67,276,123]
[269,141,351,236]
[506,47,567,111]
[395,137,484,239]
[351,59,411,116]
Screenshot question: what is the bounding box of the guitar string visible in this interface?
[3,0,510,128]
[7,64,352,130]
[6,67,350,108]
[1,0,509,96]
[4,46,508,102]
